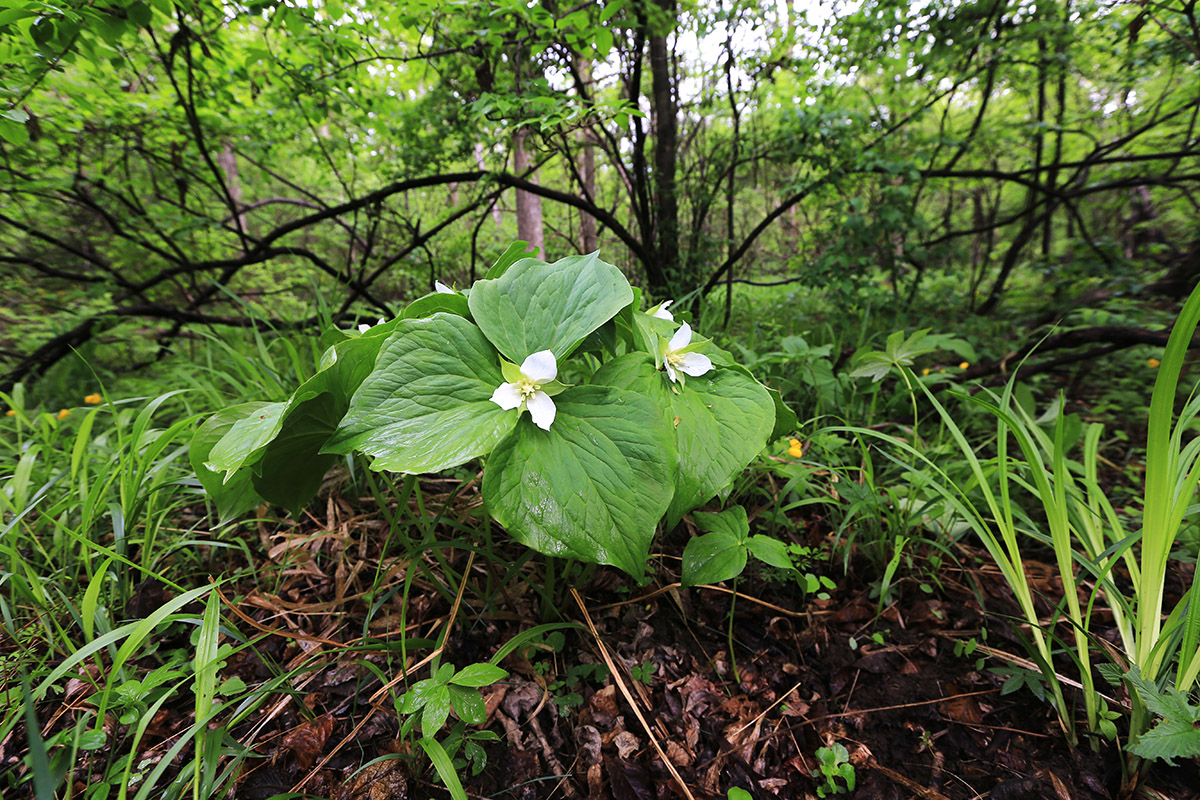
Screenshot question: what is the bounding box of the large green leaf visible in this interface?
[189,403,267,523]
[404,292,471,320]
[482,385,674,578]
[203,401,288,478]
[664,369,774,524]
[485,240,538,279]
[322,314,517,473]
[592,354,774,525]
[199,327,395,513]
[682,507,751,587]
[467,253,633,362]
[251,393,341,515]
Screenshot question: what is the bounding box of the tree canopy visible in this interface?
[2,0,1198,391]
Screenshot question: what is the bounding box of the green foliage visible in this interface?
[812,742,855,797]
[198,249,786,579]
[681,505,796,587]
[1125,667,1200,766]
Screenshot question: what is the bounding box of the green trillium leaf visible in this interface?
[483,385,674,579]
[468,252,634,362]
[664,369,775,524]
[766,385,798,441]
[190,403,268,523]
[323,313,518,473]
[404,292,471,320]
[204,401,288,478]
[592,354,774,526]
[250,393,341,515]
[693,505,750,541]
[485,240,539,279]
[199,326,394,514]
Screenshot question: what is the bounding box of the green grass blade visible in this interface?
[418,736,468,800]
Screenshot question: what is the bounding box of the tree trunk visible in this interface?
[649,0,679,295]
[574,56,599,254]
[513,126,545,256]
[217,141,246,235]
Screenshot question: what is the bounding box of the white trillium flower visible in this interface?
[661,323,713,384]
[649,299,674,321]
[490,350,559,430]
[434,280,455,294]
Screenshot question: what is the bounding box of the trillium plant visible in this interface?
[191,245,794,579]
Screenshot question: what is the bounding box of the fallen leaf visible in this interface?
[605,755,654,800]
[282,713,336,770]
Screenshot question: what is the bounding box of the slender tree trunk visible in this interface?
[649,0,679,295]
[217,141,246,234]
[577,57,599,254]
[475,143,504,230]
[513,126,545,255]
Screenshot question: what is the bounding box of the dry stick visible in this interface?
[800,688,999,726]
[290,551,476,793]
[591,581,826,618]
[867,761,954,800]
[731,680,804,737]
[932,632,1127,709]
[570,588,698,800]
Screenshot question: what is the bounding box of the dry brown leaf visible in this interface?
[282,714,336,771]
[613,730,640,759]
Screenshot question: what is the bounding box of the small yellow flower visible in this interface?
[788,438,804,458]
[1148,358,1161,368]
[84,393,102,404]
[57,408,71,420]
[921,368,930,376]
[959,361,970,370]
[4,409,15,416]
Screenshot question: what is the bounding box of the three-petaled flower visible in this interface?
[490,350,561,431]
[659,323,713,384]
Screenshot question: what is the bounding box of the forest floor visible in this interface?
[36,478,1200,800]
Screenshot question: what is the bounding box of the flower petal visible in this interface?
[435,280,454,294]
[677,352,713,377]
[490,383,524,410]
[357,323,371,333]
[667,322,693,353]
[520,350,558,383]
[526,391,556,430]
[664,361,679,383]
[651,300,674,321]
